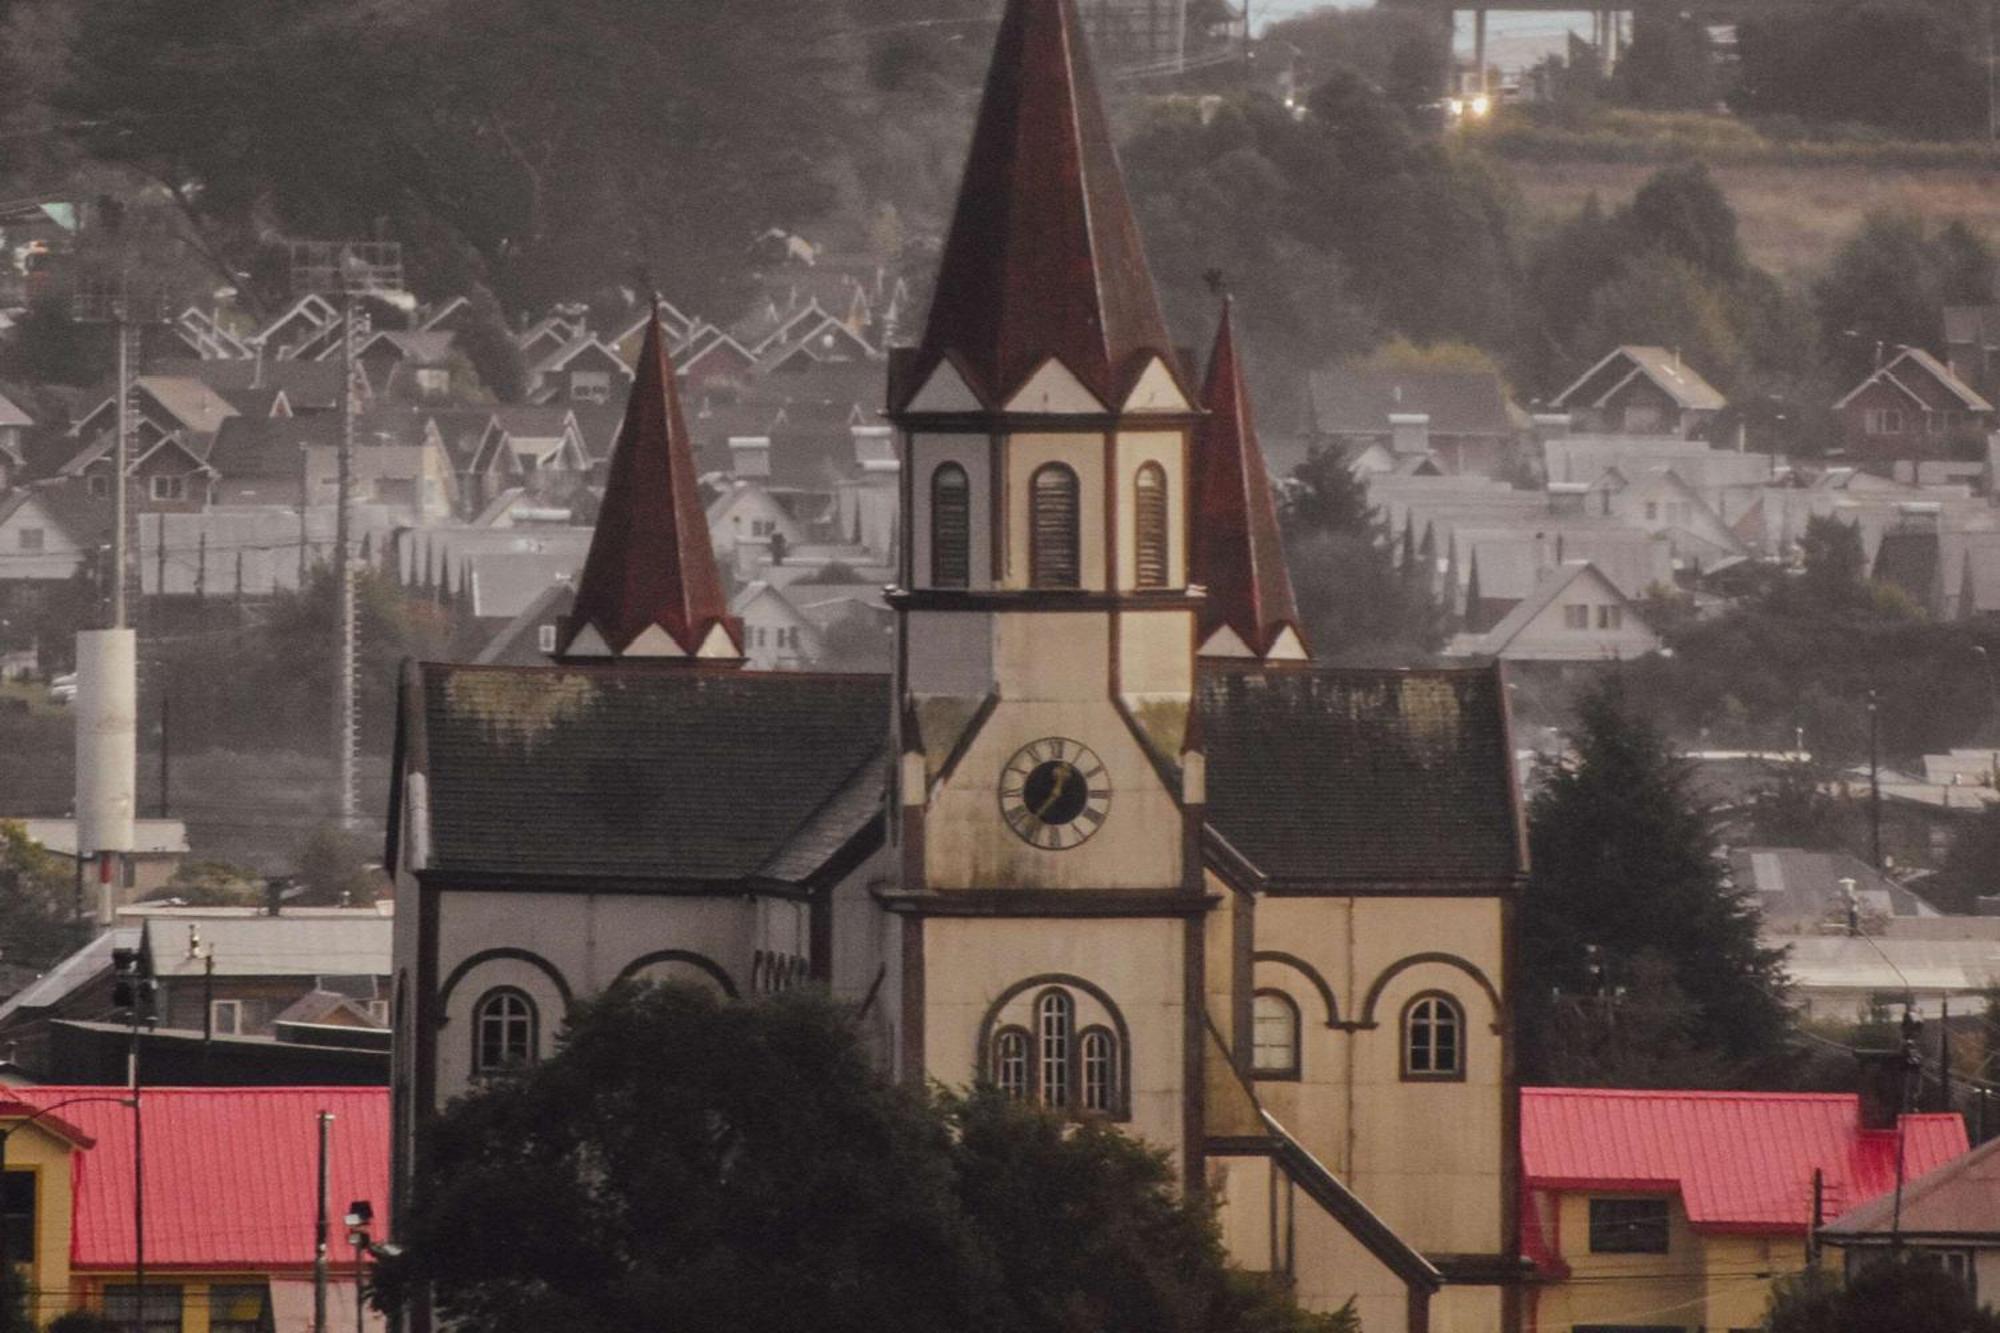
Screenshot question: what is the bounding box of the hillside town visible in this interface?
[0,0,1996,1331]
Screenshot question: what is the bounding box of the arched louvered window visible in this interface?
[473,987,537,1076]
[1037,989,1074,1108]
[1030,464,1080,589]
[1251,990,1301,1078]
[1134,463,1168,589]
[1080,1027,1117,1112]
[993,1027,1031,1100]
[931,463,971,588]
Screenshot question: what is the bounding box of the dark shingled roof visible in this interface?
[1198,665,1523,887]
[417,663,889,883]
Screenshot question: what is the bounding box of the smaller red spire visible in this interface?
[1192,301,1307,660]
[557,307,740,663]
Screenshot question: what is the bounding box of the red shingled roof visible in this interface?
[897,0,1177,413]
[1192,301,1303,658]
[1522,1088,1968,1253]
[9,1087,386,1271]
[561,308,740,659]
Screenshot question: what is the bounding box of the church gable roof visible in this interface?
[1198,665,1523,888]
[412,663,889,885]
[895,0,1177,413]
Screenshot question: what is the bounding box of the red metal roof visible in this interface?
[561,308,740,659]
[1192,300,1304,658]
[1522,1087,1968,1245]
[12,1087,387,1272]
[897,0,1178,413]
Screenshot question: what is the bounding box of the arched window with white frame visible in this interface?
[1252,989,1301,1079]
[1401,992,1465,1081]
[473,987,537,1076]
[993,1026,1031,1100]
[1134,462,1168,589]
[1037,989,1073,1108]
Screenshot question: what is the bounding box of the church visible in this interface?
[384,2,1527,1328]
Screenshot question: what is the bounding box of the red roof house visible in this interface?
[1,1086,389,1331]
[1521,1087,1969,1332]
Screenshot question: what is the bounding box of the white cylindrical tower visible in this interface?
[75,627,137,863]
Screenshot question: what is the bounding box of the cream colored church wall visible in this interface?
[1253,895,1508,1257]
[1210,1154,1279,1271]
[1119,609,1195,704]
[922,696,1181,889]
[993,612,1111,702]
[1004,433,1106,590]
[907,610,994,698]
[922,915,1188,1165]
[1292,1189,1421,1333]
[433,891,767,1102]
[1430,1285,1505,1333]
[1111,431,1186,591]
[908,435,995,590]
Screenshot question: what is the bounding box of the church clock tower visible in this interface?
[884,0,1209,1176]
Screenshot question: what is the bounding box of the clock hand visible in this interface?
[1032,763,1073,819]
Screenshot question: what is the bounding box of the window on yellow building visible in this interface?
[0,1171,31,1263]
[103,1284,183,1333]
[1588,1197,1669,1253]
[209,1282,274,1333]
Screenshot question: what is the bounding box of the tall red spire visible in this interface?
[1192,301,1307,660]
[556,308,740,663]
[895,0,1179,413]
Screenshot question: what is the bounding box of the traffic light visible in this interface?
[110,945,155,1017]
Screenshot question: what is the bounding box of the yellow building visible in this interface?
[1521,1088,1969,1332]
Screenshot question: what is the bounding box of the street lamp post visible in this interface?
[344,1201,373,1333]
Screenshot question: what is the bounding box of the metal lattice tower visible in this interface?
[288,242,404,832]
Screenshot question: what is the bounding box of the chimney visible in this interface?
[1389,412,1431,456]
[265,876,286,917]
[1534,412,1571,441]
[1854,1049,1904,1131]
[728,435,771,480]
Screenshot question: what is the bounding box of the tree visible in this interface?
[292,825,379,906]
[1815,212,1998,384]
[378,984,1349,1333]
[1797,515,1867,611]
[1733,0,1987,139]
[0,820,83,970]
[1765,1258,2000,1332]
[1280,448,1444,665]
[1612,13,1719,110]
[1520,682,1793,1084]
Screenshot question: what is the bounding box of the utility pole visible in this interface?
[1868,688,1883,871]
[315,1109,334,1333]
[288,242,404,832]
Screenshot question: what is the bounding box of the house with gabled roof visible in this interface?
[526,334,634,406]
[1835,345,1994,466]
[0,387,32,489]
[1445,560,1662,664]
[356,329,456,401]
[1306,365,1525,477]
[1522,1087,1969,1333]
[0,482,105,584]
[514,311,585,363]
[1820,1131,2000,1297]
[253,292,340,357]
[1552,345,1727,439]
[69,376,239,460]
[153,355,345,415]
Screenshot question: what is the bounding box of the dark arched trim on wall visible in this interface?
[439,947,574,1015]
[614,949,740,999]
[1253,950,1342,1028]
[1357,951,1502,1030]
[975,973,1132,1120]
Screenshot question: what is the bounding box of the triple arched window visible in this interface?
[472,987,537,1077]
[1134,463,1168,589]
[931,463,970,588]
[1030,464,1080,589]
[1401,992,1465,1081]
[991,987,1122,1115]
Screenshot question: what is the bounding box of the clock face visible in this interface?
[999,738,1110,850]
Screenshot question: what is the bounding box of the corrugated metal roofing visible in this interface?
[10,1086,386,1270]
[1522,1087,1968,1234]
